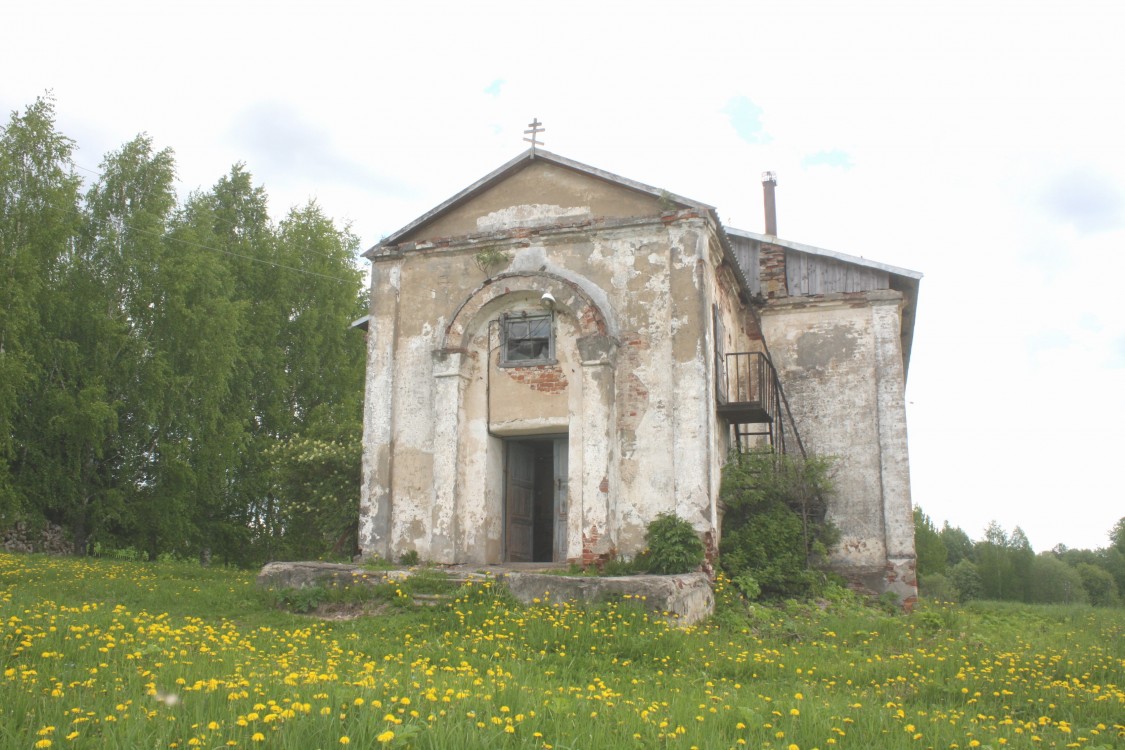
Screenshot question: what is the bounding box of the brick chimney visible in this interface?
[759,171,787,298]
[762,171,778,236]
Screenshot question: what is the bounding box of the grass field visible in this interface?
[1,552,1122,749]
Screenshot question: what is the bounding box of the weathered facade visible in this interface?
[357,150,921,599]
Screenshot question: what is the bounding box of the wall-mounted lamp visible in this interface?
[540,291,556,310]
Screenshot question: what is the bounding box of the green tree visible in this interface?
[1007,526,1035,602]
[940,522,974,566]
[1110,517,1125,554]
[1,100,367,564]
[1075,563,1120,606]
[46,134,181,554]
[1028,553,1087,604]
[913,506,947,578]
[948,559,982,602]
[976,521,1020,600]
[256,203,365,560]
[0,97,83,531]
[1106,518,1125,598]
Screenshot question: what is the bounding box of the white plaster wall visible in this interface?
[761,297,888,568]
[760,291,916,597]
[361,214,728,565]
[358,262,401,559]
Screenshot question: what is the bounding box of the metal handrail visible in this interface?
[718,351,805,458]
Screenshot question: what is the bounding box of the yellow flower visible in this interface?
[340,737,350,745]
[377,730,395,743]
[35,742,52,749]
[251,733,265,742]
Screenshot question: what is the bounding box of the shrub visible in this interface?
[1027,554,1088,604]
[918,572,958,603]
[948,559,983,602]
[731,573,761,601]
[718,450,838,599]
[643,513,705,574]
[1074,562,1120,606]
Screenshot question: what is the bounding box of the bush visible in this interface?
[718,450,838,599]
[643,513,705,574]
[918,572,958,603]
[731,573,761,601]
[1028,554,1088,604]
[948,559,983,602]
[1074,562,1120,606]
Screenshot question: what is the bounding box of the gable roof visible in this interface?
[725,227,923,281]
[364,148,713,257]
[363,150,920,377]
[725,227,922,378]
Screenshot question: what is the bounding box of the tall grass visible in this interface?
[2,552,1122,749]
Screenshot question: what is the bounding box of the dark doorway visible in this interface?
[504,437,568,562]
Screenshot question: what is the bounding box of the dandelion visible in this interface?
[377,730,395,743]
[340,737,350,744]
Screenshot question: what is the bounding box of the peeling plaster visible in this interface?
[477,204,592,232]
[358,165,916,599]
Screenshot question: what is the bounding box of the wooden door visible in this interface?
[505,442,535,562]
[553,439,568,562]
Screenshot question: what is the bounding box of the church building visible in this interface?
[356,148,921,599]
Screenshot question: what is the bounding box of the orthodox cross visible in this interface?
[523,118,545,151]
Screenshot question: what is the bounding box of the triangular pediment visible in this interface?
[369,150,710,252]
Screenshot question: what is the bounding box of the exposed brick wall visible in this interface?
[503,363,568,394]
[618,336,650,421]
[579,303,607,336]
[577,525,616,569]
[760,242,788,299]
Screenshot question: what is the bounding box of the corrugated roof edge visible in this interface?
[725,227,923,281]
[363,148,714,258]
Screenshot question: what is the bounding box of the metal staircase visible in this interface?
[715,352,805,457]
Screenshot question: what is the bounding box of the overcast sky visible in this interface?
[6,0,1123,551]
